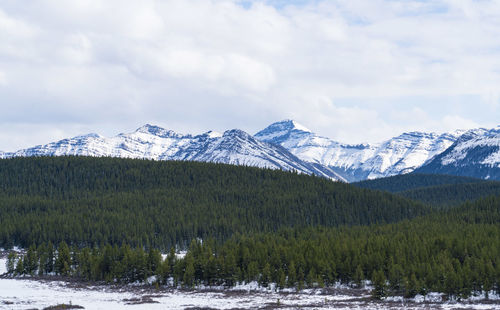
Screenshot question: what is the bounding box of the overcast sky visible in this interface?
[1,0,500,151]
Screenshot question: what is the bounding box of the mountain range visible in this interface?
[1,120,500,182]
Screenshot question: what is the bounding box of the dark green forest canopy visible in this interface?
[9,195,500,299]
[0,156,429,249]
[398,181,500,208]
[4,156,500,298]
[353,173,486,193]
[354,173,500,208]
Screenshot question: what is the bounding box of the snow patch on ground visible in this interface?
[0,258,7,275]
[2,257,500,309]
[1,275,499,310]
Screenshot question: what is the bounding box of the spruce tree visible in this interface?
[55,241,71,276]
[372,269,387,300]
[278,268,286,290]
[287,261,297,288]
[260,263,271,288]
[183,255,195,288]
[159,259,171,285]
[25,245,38,275]
[45,242,55,274]
[15,257,24,275]
[354,265,364,288]
[6,252,17,274]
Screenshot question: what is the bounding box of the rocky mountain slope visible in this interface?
[255,120,464,182]
[415,127,500,179]
[0,124,345,181]
[2,120,500,182]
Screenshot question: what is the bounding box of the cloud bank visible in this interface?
[0,0,499,150]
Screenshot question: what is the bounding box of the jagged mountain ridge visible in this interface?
[0,124,346,181]
[255,120,464,182]
[415,126,500,179]
[3,120,500,182]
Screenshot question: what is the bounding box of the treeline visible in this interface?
[7,221,500,300]
[398,181,500,208]
[354,174,485,193]
[5,241,167,284]
[355,173,500,208]
[0,157,428,250]
[6,196,500,299]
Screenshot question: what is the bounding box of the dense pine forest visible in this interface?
[355,173,500,207]
[354,173,485,193]
[398,181,500,207]
[0,156,427,249]
[352,173,484,193]
[2,156,500,299]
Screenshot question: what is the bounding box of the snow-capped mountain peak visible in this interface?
[1,124,344,181]
[255,122,467,182]
[202,131,223,138]
[416,127,500,179]
[254,119,312,143]
[273,119,312,132]
[284,119,312,133]
[223,129,252,138]
[134,124,185,138]
[4,121,500,182]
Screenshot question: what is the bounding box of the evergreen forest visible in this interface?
[355,173,500,207]
[0,156,428,249]
[1,156,500,300]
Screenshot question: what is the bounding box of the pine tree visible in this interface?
[287,261,297,288]
[159,259,171,285]
[483,260,495,299]
[6,252,17,274]
[354,265,364,288]
[247,261,259,282]
[306,268,317,288]
[260,263,271,288]
[37,244,48,276]
[77,247,92,280]
[55,241,71,276]
[183,255,195,288]
[372,269,387,300]
[167,247,176,275]
[147,248,161,277]
[25,245,38,275]
[297,267,305,290]
[405,273,419,298]
[45,242,55,274]
[278,268,286,290]
[15,257,24,275]
[388,264,404,294]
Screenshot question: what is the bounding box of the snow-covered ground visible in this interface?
[1,258,500,310]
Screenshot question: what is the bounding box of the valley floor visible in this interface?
[2,259,500,310]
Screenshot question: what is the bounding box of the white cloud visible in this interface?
[0,8,38,38]
[441,115,481,131]
[59,34,93,65]
[0,71,6,86]
[0,0,499,150]
[481,90,500,108]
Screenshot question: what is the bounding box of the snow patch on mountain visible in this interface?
[256,121,464,182]
[254,119,312,143]
[2,124,344,181]
[440,128,500,167]
[414,126,500,180]
[4,120,500,182]
[362,131,464,179]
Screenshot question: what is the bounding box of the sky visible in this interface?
[1,0,500,151]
